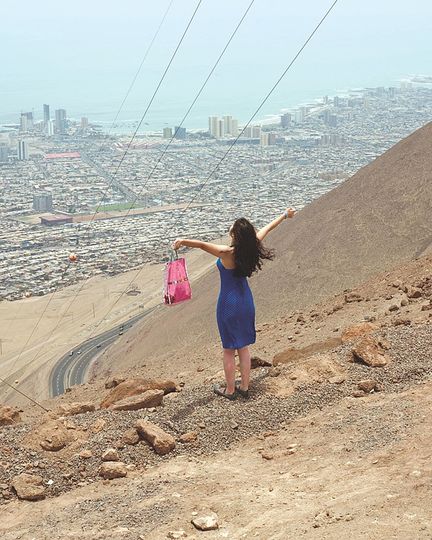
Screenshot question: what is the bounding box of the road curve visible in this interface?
[49,307,158,397]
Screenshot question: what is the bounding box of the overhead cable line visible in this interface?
[24,0,255,354]
[104,0,175,138]
[80,0,340,342]
[2,0,203,401]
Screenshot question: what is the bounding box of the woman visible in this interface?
[173,208,295,400]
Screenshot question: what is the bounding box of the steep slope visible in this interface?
[95,121,432,374]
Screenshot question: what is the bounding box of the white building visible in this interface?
[17,140,29,160]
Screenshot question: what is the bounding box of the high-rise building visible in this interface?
[260,133,269,146]
[55,109,67,134]
[43,104,50,124]
[17,140,29,160]
[45,120,54,136]
[163,127,173,139]
[81,117,89,129]
[252,126,261,138]
[174,126,186,140]
[20,112,34,132]
[243,126,253,138]
[218,119,225,138]
[223,115,233,135]
[294,108,306,124]
[260,132,276,146]
[33,192,53,212]
[231,118,238,137]
[0,143,9,163]
[281,113,292,128]
[209,116,220,138]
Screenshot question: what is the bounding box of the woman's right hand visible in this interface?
[172,238,183,250]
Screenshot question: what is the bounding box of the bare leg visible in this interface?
[238,346,251,390]
[223,348,236,394]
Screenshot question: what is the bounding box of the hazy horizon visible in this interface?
[1,0,431,129]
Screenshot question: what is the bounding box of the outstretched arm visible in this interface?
[173,238,232,258]
[257,208,295,242]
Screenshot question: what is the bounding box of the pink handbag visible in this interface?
[163,252,192,305]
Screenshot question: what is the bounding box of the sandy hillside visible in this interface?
[94,121,432,377]
[0,250,431,539]
[0,246,218,405]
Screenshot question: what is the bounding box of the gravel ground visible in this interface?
[1,321,431,505]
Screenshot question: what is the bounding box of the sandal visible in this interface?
[213,384,236,401]
[235,381,249,399]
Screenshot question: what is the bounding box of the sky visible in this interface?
[1,0,431,128]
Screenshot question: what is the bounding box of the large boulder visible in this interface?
[57,402,95,417]
[109,390,164,411]
[0,405,21,427]
[136,420,176,455]
[100,378,176,409]
[352,336,390,367]
[11,473,46,501]
[341,322,379,344]
[32,420,77,451]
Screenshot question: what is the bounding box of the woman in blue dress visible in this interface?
[173,208,295,400]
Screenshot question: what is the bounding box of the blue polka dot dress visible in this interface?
[216,258,256,349]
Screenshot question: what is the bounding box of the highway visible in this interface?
[49,307,158,397]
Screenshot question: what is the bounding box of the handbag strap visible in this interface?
[169,249,179,262]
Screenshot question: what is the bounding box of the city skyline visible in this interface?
[1,1,431,128]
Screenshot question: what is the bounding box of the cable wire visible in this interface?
[2,0,203,403]
[78,0,340,343]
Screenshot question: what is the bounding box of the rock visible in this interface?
[328,375,346,384]
[352,390,366,398]
[388,304,399,312]
[344,292,363,303]
[392,280,402,288]
[341,322,378,344]
[407,287,422,299]
[102,448,119,461]
[57,402,95,417]
[400,295,409,307]
[261,452,274,460]
[91,418,107,433]
[121,428,140,446]
[179,431,198,444]
[191,511,219,531]
[268,366,282,377]
[357,379,381,393]
[39,428,70,451]
[109,389,164,411]
[352,336,389,367]
[11,473,46,501]
[0,405,21,427]
[394,318,411,326]
[136,420,176,455]
[100,378,176,409]
[421,302,432,311]
[167,531,187,539]
[251,356,272,369]
[79,449,93,459]
[377,337,391,350]
[98,462,127,480]
[105,376,126,389]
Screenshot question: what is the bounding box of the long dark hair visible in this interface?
[230,218,274,277]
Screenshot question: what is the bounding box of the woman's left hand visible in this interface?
[172,238,183,250]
